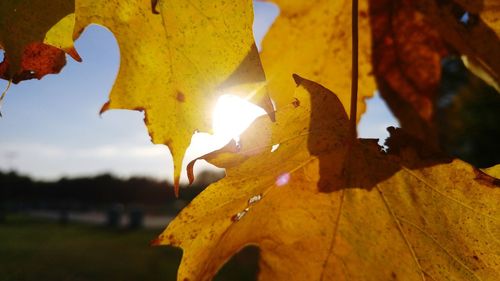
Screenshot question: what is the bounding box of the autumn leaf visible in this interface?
[416,0,500,92]
[369,0,449,142]
[156,76,500,280]
[369,0,500,145]
[259,0,498,154]
[484,165,500,177]
[73,0,274,193]
[479,165,500,185]
[0,0,80,82]
[457,0,500,38]
[260,0,376,121]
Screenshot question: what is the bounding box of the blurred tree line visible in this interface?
[0,170,224,216]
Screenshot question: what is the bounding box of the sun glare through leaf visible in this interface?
[185,95,268,183]
[212,95,267,141]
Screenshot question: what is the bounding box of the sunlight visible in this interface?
[183,95,268,184]
[212,95,267,141]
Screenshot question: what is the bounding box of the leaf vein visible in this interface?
[397,216,483,281]
[377,186,426,281]
[401,167,498,221]
[320,190,345,281]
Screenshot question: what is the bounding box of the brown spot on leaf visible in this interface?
[176,91,186,102]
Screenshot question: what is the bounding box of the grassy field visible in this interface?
[0,215,258,281]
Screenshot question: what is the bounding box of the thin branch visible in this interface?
[349,0,359,139]
[0,79,12,117]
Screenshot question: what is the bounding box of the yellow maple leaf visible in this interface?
[156,75,500,280]
[73,0,274,193]
[261,0,376,122]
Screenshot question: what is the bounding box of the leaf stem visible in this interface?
[349,0,359,139]
[0,79,12,118]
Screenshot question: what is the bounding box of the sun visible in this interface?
[212,94,267,141]
[186,94,268,171]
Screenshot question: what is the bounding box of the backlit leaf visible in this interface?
[260,0,376,121]
[157,76,500,280]
[73,0,274,193]
[482,165,500,178]
[417,0,500,92]
[369,0,500,144]
[370,0,449,133]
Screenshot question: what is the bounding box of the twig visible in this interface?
[0,79,12,117]
[349,0,359,139]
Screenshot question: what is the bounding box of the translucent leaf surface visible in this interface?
[158,76,500,281]
[73,0,274,193]
[260,0,376,121]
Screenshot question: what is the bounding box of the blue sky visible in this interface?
[0,2,397,182]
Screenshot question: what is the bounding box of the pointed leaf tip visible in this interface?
[99,101,110,116]
[187,161,196,185]
[67,47,82,62]
[150,237,162,246]
[171,148,184,198]
[173,175,180,198]
[292,73,303,85]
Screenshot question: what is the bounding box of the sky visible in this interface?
[0,2,398,183]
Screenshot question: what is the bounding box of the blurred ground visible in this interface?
[0,215,258,281]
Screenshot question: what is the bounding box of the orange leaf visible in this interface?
[157,76,500,280]
[370,0,449,122]
[0,0,79,82]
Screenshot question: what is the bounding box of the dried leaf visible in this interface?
[157,76,500,280]
[417,0,500,92]
[0,43,67,83]
[369,0,500,144]
[0,0,79,82]
[452,0,500,37]
[370,0,449,123]
[73,0,274,193]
